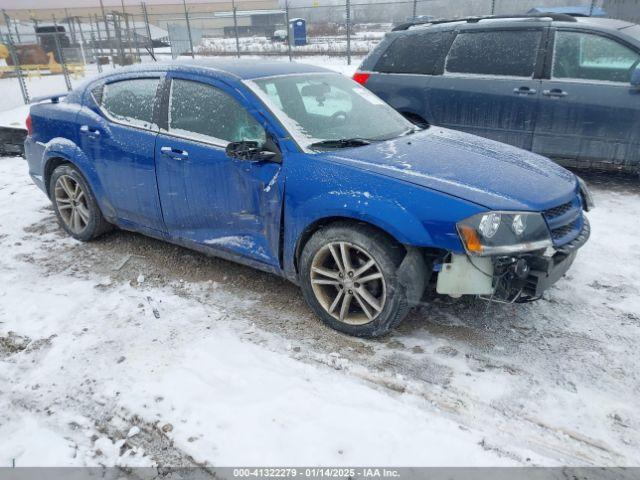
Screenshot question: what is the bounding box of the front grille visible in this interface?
[551,219,579,240]
[543,196,583,247]
[544,201,573,219]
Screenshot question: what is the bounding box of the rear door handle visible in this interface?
[543,88,568,98]
[160,146,189,160]
[80,125,100,138]
[513,86,537,95]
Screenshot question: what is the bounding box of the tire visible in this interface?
[299,222,411,338]
[49,164,112,242]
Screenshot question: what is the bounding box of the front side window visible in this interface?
[375,32,446,75]
[168,79,266,146]
[552,30,640,83]
[248,73,412,150]
[446,30,542,77]
[101,78,160,128]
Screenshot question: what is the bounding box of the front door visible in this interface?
[154,75,284,268]
[425,28,544,150]
[533,29,640,168]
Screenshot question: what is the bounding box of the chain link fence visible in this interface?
[0,0,626,106]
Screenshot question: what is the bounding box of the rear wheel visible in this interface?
[299,223,410,337]
[50,164,111,242]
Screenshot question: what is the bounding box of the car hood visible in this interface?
[323,127,578,211]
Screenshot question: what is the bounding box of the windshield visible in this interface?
[246,73,414,151]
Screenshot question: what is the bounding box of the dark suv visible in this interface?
[354,14,640,173]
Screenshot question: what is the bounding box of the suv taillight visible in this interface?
[25,114,33,136]
[352,72,371,86]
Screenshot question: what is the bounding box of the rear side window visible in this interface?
[446,30,542,77]
[168,79,265,146]
[375,32,445,74]
[552,30,640,83]
[101,78,160,128]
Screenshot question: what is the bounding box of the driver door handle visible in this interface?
[513,86,537,95]
[80,125,100,139]
[543,88,568,98]
[160,146,189,160]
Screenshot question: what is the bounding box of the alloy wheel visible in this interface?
[310,241,387,325]
[54,174,90,234]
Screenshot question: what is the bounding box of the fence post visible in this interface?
[285,1,292,62]
[1,11,30,104]
[589,0,597,16]
[52,14,73,91]
[99,0,115,67]
[182,0,195,58]
[94,14,104,72]
[412,0,417,20]
[232,0,240,58]
[76,17,87,65]
[65,8,77,44]
[90,16,103,73]
[130,12,142,62]
[491,0,496,15]
[346,0,351,66]
[120,0,135,60]
[141,2,155,60]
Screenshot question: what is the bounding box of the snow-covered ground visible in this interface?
[1,56,639,469]
[197,32,384,56]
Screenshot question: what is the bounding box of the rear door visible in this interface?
[533,28,640,168]
[426,27,545,150]
[363,30,449,123]
[154,73,284,268]
[78,76,164,232]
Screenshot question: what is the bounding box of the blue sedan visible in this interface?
[24,60,592,337]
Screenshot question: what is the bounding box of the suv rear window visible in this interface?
[446,30,542,77]
[374,32,446,75]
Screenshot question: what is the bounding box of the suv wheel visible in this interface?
[50,164,111,241]
[299,222,410,337]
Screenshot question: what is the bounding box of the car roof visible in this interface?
[100,59,332,81]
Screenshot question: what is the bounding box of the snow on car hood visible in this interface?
[324,127,578,212]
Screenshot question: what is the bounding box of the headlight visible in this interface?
[457,211,552,256]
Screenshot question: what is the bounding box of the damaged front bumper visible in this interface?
[436,218,590,303]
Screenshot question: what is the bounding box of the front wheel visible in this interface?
[299,223,410,337]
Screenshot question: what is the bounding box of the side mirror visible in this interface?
[631,65,640,87]
[225,141,278,162]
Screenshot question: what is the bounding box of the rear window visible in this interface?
[446,30,542,77]
[374,32,446,75]
[101,78,160,128]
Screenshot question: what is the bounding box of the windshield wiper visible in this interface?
[309,138,372,150]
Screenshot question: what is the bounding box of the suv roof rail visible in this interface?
[391,13,578,31]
